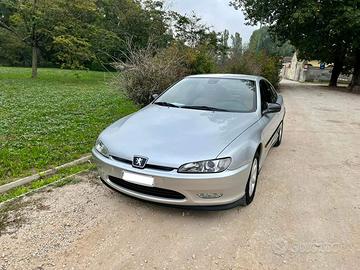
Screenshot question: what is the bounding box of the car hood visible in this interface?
[100,105,258,168]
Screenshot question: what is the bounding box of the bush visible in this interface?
[113,45,186,106]
[221,50,281,88]
[255,52,281,88]
[183,45,216,74]
[114,43,216,106]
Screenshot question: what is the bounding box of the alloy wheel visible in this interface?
[249,158,258,197]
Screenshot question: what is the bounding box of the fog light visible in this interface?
[197,193,223,199]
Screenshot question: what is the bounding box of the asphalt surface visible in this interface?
[1,80,360,270]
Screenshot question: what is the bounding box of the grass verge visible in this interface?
[0,67,137,185]
[0,162,95,204]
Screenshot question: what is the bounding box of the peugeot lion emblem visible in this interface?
[132,156,148,169]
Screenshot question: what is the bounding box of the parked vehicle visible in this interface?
[93,74,285,209]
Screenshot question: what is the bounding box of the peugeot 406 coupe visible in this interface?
[92,74,285,209]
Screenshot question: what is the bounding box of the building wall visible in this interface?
[281,53,351,83]
[301,67,332,82]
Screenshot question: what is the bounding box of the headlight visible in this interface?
[178,158,231,173]
[95,139,109,158]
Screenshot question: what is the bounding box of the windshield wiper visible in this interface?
[181,105,229,112]
[154,101,180,108]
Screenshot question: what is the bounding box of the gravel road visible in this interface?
[1,80,360,270]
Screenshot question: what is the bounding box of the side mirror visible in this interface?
[149,93,159,102]
[263,103,281,115]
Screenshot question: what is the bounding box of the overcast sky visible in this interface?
[165,0,259,44]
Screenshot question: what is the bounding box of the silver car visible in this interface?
[92,74,285,209]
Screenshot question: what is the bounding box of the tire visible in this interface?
[241,153,259,206]
[273,121,283,147]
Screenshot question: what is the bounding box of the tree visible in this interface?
[170,12,210,48]
[342,2,360,92]
[0,0,104,76]
[0,0,49,77]
[50,0,103,70]
[141,0,173,48]
[0,0,173,73]
[248,27,294,57]
[218,29,230,64]
[0,29,31,66]
[231,32,243,58]
[230,0,359,90]
[97,0,171,58]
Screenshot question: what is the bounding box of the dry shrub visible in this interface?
[114,45,188,106]
[113,42,216,106]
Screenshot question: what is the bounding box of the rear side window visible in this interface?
[260,80,272,110]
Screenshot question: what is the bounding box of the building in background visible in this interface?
[281,52,351,83]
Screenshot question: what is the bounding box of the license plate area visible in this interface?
[122,171,154,187]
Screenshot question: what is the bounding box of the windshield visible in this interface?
[155,78,257,112]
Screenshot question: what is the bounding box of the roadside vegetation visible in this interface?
[231,0,360,92]
[116,28,288,106]
[0,67,137,185]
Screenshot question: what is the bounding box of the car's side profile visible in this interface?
[92,74,285,209]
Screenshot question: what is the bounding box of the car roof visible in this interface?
[186,74,262,81]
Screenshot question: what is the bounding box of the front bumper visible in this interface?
[92,149,251,207]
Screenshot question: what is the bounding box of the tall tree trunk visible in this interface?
[31,45,38,78]
[329,57,343,87]
[350,50,360,93]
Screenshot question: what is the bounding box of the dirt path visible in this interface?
[1,80,360,270]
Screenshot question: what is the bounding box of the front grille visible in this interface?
[111,156,176,172]
[111,156,132,165]
[146,164,176,171]
[108,176,186,200]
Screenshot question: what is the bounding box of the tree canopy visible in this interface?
[230,0,360,91]
[0,0,175,76]
[248,27,294,57]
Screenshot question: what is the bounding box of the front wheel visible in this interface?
[241,154,259,206]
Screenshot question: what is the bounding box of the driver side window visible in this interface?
[266,81,278,103]
[260,80,272,111]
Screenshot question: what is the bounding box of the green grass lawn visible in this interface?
[0,67,137,185]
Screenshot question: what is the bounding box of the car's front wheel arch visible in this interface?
[255,143,262,161]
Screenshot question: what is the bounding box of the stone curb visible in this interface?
[0,155,92,193]
[0,168,91,207]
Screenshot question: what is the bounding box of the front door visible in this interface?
[258,80,278,156]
